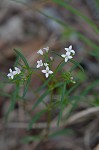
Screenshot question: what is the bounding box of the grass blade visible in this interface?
[53,0,99,33]
[49,129,73,138]
[28,109,47,130]
[22,135,42,143]
[69,59,84,72]
[58,82,67,126]
[31,89,50,111]
[14,49,29,69]
[22,75,31,99]
[81,80,99,96]
[5,84,19,121]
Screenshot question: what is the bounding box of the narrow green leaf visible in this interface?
[64,80,99,119]
[81,80,99,96]
[49,129,73,138]
[33,82,64,111]
[14,56,20,67]
[78,33,99,50]
[96,0,99,8]
[90,51,99,58]
[31,89,50,111]
[53,82,64,89]
[35,76,52,93]
[54,61,66,74]
[5,84,19,121]
[58,82,67,126]
[0,83,5,89]
[22,135,42,143]
[37,9,99,54]
[66,82,80,96]
[14,49,29,69]
[64,96,80,119]
[69,59,84,72]
[52,50,62,58]
[28,109,47,130]
[0,91,11,98]
[37,9,69,29]
[22,75,31,99]
[53,0,99,33]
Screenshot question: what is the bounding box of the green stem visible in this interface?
[54,59,64,75]
[44,89,53,140]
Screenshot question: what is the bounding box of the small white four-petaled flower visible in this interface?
[50,57,53,61]
[37,46,49,55]
[61,52,72,62]
[42,66,53,78]
[7,68,16,79]
[65,45,75,55]
[14,67,21,74]
[43,46,49,53]
[36,60,43,68]
[7,67,21,79]
[44,63,48,67]
[37,49,43,55]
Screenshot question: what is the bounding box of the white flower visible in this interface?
[72,81,76,84]
[65,45,75,55]
[14,67,21,74]
[61,52,72,62]
[37,49,43,55]
[37,47,49,55]
[43,46,49,53]
[36,60,43,68]
[42,66,53,78]
[7,68,16,79]
[70,76,76,84]
[44,63,48,67]
[50,56,53,61]
[70,76,74,80]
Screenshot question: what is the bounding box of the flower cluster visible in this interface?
[36,60,53,78]
[7,67,21,79]
[37,47,53,78]
[70,76,76,84]
[62,71,76,84]
[37,46,49,55]
[7,45,75,79]
[61,45,75,62]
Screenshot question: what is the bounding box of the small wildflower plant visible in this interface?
[2,45,84,141]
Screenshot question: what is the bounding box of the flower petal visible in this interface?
[7,73,11,77]
[9,68,12,72]
[15,67,18,70]
[46,66,49,71]
[42,70,46,73]
[71,50,75,55]
[37,49,43,55]
[45,73,49,78]
[11,75,14,79]
[68,55,72,59]
[13,71,17,75]
[65,57,68,62]
[61,54,66,58]
[36,65,39,68]
[49,70,53,74]
[65,48,69,51]
[69,45,72,50]
[50,57,53,61]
